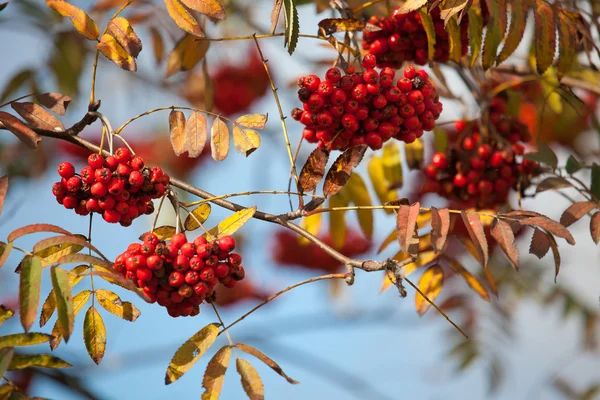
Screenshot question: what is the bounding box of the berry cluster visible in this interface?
[114,233,245,318]
[422,99,540,208]
[291,57,442,151]
[52,148,169,226]
[362,8,468,68]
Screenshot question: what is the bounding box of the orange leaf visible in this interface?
[0,176,7,216]
[185,111,207,158]
[11,102,64,132]
[164,0,204,37]
[46,0,99,40]
[590,212,600,244]
[397,202,420,256]
[533,1,556,75]
[448,259,489,302]
[461,211,489,268]
[529,228,551,258]
[169,110,186,156]
[165,34,209,77]
[0,111,41,149]
[298,149,329,193]
[96,34,137,72]
[430,207,450,253]
[210,117,229,161]
[149,27,164,64]
[560,201,597,227]
[519,216,575,245]
[415,264,444,316]
[106,17,142,57]
[490,218,519,269]
[180,0,225,19]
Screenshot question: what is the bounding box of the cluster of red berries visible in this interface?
[362,8,469,68]
[422,99,540,208]
[114,233,245,318]
[52,148,169,226]
[291,56,442,151]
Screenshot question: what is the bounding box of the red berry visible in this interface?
[169,271,185,287]
[180,242,196,258]
[170,233,187,249]
[477,144,492,159]
[397,78,413,93]
[98,195,116,210]
[66,177,82,192]
[88,153,104,169]
[114,147,132,163]
[185,270,200,285]
[136,267,152,281]
[146,255,163,270]
[303,74,321,92]
[453,173,468,188]
[58,162,75,178]
[362,53,377,69]
[432,152,448,169]
[215,263,230,278]
[173,255,190,272]
[103,209,121,223]
[403,66,417,79]
[104,155,118,171]
[478,180,494,194]
[62,195,78,209]
[52,182,67,197]
[325,68,342,83]
[130,156,144,171]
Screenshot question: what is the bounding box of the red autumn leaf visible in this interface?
[430,207,450,253]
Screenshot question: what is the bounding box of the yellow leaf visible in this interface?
[367,156,396,214]
[95,289,141,322]
[19,255,42,332]
[83,306,106,364]
[329,193,348,249]
[106,17,142,57]
[139,226,176,241]
[205,207,256,239]
[299,213,321,245]
[236,358,264,400]
[0,348,14,378]
[343,173,373,239]
[149,27,164,64]
[50,266,74,342]
[97,34,137,71]
[234,343,299,384]
[382,140,403,190]
[0,305,15,327]
[415,264,444,315]
[180,0,226,19]
[8,353,71,370]
[232,125,261,157]
[165,323,219,384]
[404,138,424,169]
[447,259,490,301]
[166,34,209,77]
[446,16,462,63]
[169,110,186,156]
[397,250,439,276]
[184,204,212,231]
[541,68,563,114]
[40,264,87,327]
[46,0,99,40]
[235,114,268,130]
[0,333,53,349]
[185,111,207,158]
[164,0,204,37]
[210,117,230,161]
[201,346,232,400]
[419,9,436,61]
[50,290,91,350]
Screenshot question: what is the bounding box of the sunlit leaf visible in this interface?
[49,290,91,350]
[235,343,298,384]
[299,213,321,245]
[397,250,439,276]
[46,0,99,40]
[397,0,427,13]
[165,323,219,385]
[382,142,403,190]
[95,289,140,322]
[236,358,264,400]
[180,0,225,19]
[184,111,207,158]
[32,235,105,261]
[97,33,137,71]
[83,306,106,364]
[184,204,212,231]
[210,117,230,161]
[166,34,209,77]
[201,346,232,400]
[164,0,204,37]
[431,207,450,253]
[0,176,7,216]
[8,354,72,370]
[11,102,64,131]
[106,17,142,58]
[0,333,52,349]
[169,110,186,156]
[235,114,268,130]
[590,212,600,245]
[397,202,420,256]
[205,207,256,238]
[40,264,87,327]
[0,111,42,149]
[50,266,74,342]
[298,148,329,193]
[232,125,261,157]
[415,264,444,316]
[343,173,373,240]
[270,0,283,34]
[139,226,176,242]
[518,215,575,245]
[19,256,42,332]
[447,258,490,301]
[0,305,15,326]
[367,156,397,214]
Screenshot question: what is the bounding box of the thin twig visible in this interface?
[0,92,36,108]
[182,190,323,208]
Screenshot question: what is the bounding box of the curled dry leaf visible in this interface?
[461,211,489,268]
[236,358,264,400]
[270,0,284,34]
[83,306,107,365]
[164,0,204,37]
[169,110,186,156]
[430,207,450,253]
[106,17,143,58]
[519,216,575,245]
[235,343,299,384]
[0,111,42,149]
[36,93,72,115]
[322,145,367,196]
[536,176,572,193]
[232,125,261,157]
[490,218,519,270]
[180,0,226,19]
[11,102,64,131]
[590,212,600,244]
[397,202,420,256]
[415,264,444,316]
[298,148,329,193]
[210,117,229,161]
[185,111,207,158]
[0,176,7,215]
[46,0,99,40]
[201,346,232,400]
[97,34,137,72]
[560,201,597,227]
[165,34,209,77]
[529,227,551,259]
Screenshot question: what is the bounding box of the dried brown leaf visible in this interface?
[397,202,420,256]
[318,18,365,34]
[490,218,519,270]
[560,201,597,227]
[185,111,207,158]
[536,176,572,193]
[169,110,186,156]
[298,149,329,193]
[180,0,226,19]
[36,93,71,115]
[590,212,600,244]
[461,211,489,268]
[519,216,575,245]
[11,102,64,131]
[270,0,283,34]
[0,176,7,216]
[149,27,164,64]
[322,145,367,196]
[0,111,42,149]
[529,227,551,258]
[430,207,450,253]
[210,117,229,161]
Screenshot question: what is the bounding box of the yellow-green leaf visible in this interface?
[50,290,92,350]
[206,207,256,238]
[236,358,264,400]
[404,138,424,169]
[533,1,556,75]
[468,5,483,66]
[419,9,436,61]
[234,114,268,130]
[299,213,321,245]
[446,16,462,63]
[46,0,99,40]
[0,242,12,268]
[50,266,74,342]
[166,34,210,77]
[201,346,232,400]
[0,333,53,349]
[165,323,220,385]
[496,0,529,65]
[83,306,106,365]
[19,256,42,332]
[0,348,14,378]
[35,236,86,267]
[184,204,212,231]
[329,193,348,249]
[556,9,578,80]
[97,34,137,72]
[343,173,373,240]
[139,226,176,242]
[210,117,230,161]
[180,0,226,19]
[164,0,204,37]
[106,17,142,58]
[40,264,87,327]
[440,0,469,22]
[95,289,141,322]
[482,0,507,70]
[415,264,444,316]
[541,68,563,114]
[235,343,298,384]
[367,156,396,214]
[232,125,261,157]
[8,354,72,370]
[382,142,403,190]
[0,305,14,326]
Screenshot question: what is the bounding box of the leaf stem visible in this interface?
[0,93,37,109]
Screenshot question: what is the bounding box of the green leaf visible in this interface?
[0,69,34,103]
[496,0,529,65]
[524,144,558,168]
[8,354,72,370]
[50,266,74,342]
[0,305,15,326]
[433,127,448,152]
[40,264,88,328]
[283,0,299,55]
[0,348,14,378]
[83,306,107,365]
[446,16,462,63]
[184,204,212,231]
[0,333,53,349]
[419,9,436,61]
[565,155,583,174]
[165,323,220,385]
[19,256,42,332]
[468,6,483,66]
[591,164,600,201]
[533,1,556,75]
[482,0,507,70]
